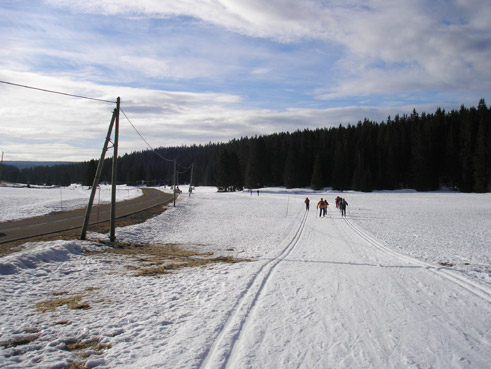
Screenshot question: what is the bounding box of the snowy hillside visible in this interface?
[0,186,490,368]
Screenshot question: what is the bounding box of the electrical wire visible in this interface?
[0,80,116,104]
[121,107,178,164]
[1,79,193,173]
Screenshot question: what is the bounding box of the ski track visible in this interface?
[200,209,310,369]
[206,208,491,369]
[344,218,491,303]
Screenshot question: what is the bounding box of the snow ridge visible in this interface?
[0,241,85,275]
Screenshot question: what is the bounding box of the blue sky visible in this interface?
[1,0,490,161]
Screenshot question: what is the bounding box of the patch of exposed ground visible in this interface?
[87,240,250,277]
[0,335,40,349]
[65,338,112,356]
[36,294,91,313]
[62,338,112,369]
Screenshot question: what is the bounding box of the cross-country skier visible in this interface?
[317,198,328,217]
[340,198,348,217]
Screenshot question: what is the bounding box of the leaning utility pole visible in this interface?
[109,97,120,242]
[80,97,120,241]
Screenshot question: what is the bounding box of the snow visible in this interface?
[0,186,490,368]
[0,184,142,222]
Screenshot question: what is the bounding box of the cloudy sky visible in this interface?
[1,0,490,161]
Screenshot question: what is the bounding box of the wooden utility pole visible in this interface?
[189,163,194,188]
[173,159,177,207]
[80,97,120,241]
[110,97,120,242]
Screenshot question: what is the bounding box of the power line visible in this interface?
[120,107,175,163]
[120,108,194,177]
[1,79,194,181]
[0,80,116,104]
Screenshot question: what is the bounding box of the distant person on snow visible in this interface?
[335,196,341,208]
[316,198,328,217]
[304,197,310,211]
[340,198,348,217]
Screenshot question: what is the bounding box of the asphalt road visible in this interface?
[0,188,174,244]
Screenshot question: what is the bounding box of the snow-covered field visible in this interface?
[0,186,490,368]
[0,184,142,222]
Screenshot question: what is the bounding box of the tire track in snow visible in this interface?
[200,209,309,369]
[343,217,491,303]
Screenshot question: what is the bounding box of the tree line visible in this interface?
[2,99,490,192]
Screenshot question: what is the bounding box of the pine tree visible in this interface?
[311,154,327,190]
[473,99,490,192]
[82,160,98,187]
[215,149,243,191]
[245,137,268,189]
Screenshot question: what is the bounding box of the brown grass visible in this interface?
[136,256,246,276]
[65,362,88,369]
[65,338,111,354]
[36,295,91,313]
[0,335,39,348]
[87,241,250,277]
[62,338,111,368]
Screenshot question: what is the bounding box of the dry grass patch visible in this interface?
[84,287,100,292]
[62,338,112,369]
[0,335,39,349]
[136,256,245,276]
[87,241,250,277]
[65,338,111,355]
[36,295,91,313]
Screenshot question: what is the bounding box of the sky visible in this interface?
[1,0,490,162]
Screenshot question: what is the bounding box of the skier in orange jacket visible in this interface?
[316,198,328,217]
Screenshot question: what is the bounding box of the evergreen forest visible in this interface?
[2,99,491,193]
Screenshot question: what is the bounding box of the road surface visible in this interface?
[0,188,173,244]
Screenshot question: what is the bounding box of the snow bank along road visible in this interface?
[0,188,172,244]
[201,208,490,368]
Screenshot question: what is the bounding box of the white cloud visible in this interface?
[1,1,489,161]
[45,0,340,42]
[327,0,491,98]
[43,0,491,100]
[0,68,473,161]
[251,67,270,75]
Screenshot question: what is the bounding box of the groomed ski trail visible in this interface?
[343,217,491,303]
[200,209,310,369]
[211,209,490,369]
